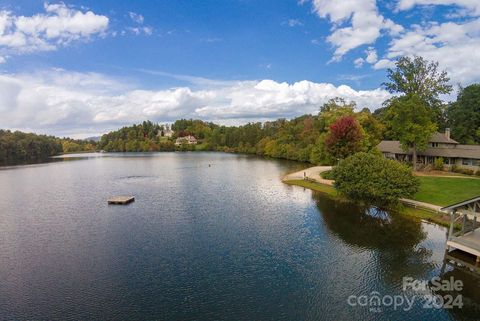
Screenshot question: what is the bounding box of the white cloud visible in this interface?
[365,47,378,63]
[354,57,364,68]
[0,3,108,57]
[309,0,403,60]
[378,18,480,83]
[373,58,395,70]
[124,10,152,35]
[126,26,153,36]
[128,12,144,24]
[0,69,391,137]
[396,0,480,16]
[305,0,480,83]
[283,19,304,27]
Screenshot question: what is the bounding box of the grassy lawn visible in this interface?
[283,179,337,196]
[414,176,480,206]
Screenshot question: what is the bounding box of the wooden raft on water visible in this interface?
[107,196,135,205]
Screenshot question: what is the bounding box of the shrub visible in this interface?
[460,169,474,175]
[320,170,334,180]
[451,166,475,175]
[331,152,419,206]
[433,157,444,171]
[475,170,480,177]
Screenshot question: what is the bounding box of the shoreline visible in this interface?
[282,167,453,228]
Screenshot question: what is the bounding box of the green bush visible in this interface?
[320,170,334,180]
[451,166,475,175]
[433,157,444,171]
[331,152,419,206]
[475,170,480,176]
[459,168,474,175]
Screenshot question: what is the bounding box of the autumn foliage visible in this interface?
[325,116,363,160]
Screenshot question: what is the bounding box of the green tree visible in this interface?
[384,56,452,132]
[319,98,355,129]
[356,109,385,150]
[448,84,480,144]
[332,152,419,206]
[386,95,437,170]
[383,56,451,170]
[383,56,452,108]
[0,130,63,164]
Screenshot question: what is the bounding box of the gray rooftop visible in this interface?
[430,132,458,144]
[378,140,480,159]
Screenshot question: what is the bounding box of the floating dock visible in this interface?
[107,196,135,205]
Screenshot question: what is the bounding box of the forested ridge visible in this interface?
[96,100,385,164]
[0,130,96,164]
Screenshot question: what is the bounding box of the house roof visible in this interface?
[378,140,480,159]
[441,196,480,214]
[429,132,458,144]
[175,135,197,141]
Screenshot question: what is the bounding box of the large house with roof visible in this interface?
[175,135,197,146]
[378,129,480,171]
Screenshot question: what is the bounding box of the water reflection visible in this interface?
[0,152,478,321]
[312,191,480,319]
[315,194,432,274]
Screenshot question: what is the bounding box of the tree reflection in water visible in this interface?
[312,192,434,281]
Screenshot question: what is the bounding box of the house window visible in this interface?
[430,142,439,147]
[462,158,472,166]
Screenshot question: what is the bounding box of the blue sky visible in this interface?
[0,0,479,137]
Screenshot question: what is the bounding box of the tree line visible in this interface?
[0,130,96,164]
[2,56,480,168]
[97,56,480,167]
[96,102,385,164]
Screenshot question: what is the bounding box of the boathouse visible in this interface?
[442,196,480,271]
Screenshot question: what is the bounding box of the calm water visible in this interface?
[0,152,478,321]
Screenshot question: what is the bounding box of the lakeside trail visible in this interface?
[282,166,444,213]
[282,166,334,186]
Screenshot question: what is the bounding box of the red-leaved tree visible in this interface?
[325,116,363,160]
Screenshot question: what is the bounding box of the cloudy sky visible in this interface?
[0,0,479,137]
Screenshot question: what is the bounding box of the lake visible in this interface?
[0,152,478,321]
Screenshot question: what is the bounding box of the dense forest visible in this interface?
[0,130,96,164]
[96,99,385,164]
[98,121,175,152]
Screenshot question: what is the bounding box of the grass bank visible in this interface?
[414,176,480,206]
[284,179,453,228]
[283,179,337,196]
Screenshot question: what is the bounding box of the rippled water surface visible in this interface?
[0,152,478,321]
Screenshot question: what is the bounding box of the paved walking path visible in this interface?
[399,198,444,212]
[282,166,334,186]
[283,165,446,213]
[414,171,480,179]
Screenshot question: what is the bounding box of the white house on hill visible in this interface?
[175,135,197,145]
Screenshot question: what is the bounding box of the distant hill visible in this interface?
[84,136,101,142]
